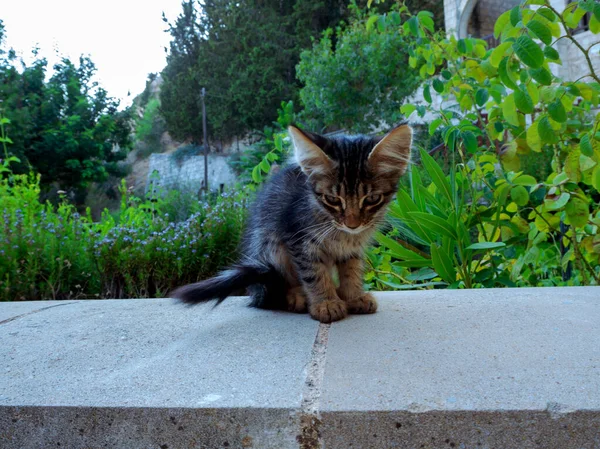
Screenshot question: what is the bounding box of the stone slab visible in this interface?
[0,297,319,448]
[320,287,600,448]
[0,300,70,324]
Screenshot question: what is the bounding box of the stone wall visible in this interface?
[147,153,237,193]
[467,0,520,37]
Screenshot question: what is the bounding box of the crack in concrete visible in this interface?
[0,302,78,326]
[297,323,330,449]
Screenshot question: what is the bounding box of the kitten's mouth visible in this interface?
[335,223,370,234]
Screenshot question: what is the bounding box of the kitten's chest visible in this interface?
[322,230,372,262]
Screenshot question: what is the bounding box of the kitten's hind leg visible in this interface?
[337,257,378,314]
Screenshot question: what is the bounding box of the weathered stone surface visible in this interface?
[320,288,600,448]
[1,287,600,449]
[0,297,318,448]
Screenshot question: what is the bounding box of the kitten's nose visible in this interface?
[345,216,361,229]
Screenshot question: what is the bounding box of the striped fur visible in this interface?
[170,124,412,323]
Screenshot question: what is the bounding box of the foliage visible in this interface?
[0,112,247,301]
[0,172,247,301]
[135,97,166,159]
[0,28,132,196]
[159,0,377,142]
[229,101,295,183]
[297,4,421,132]
[368,0,600,288]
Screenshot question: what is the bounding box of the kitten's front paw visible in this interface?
[309,299,348,323]
[286,286,307,313]
[347,292,378,314]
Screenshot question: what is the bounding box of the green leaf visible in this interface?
[499,57,519,90]
[565,196,589,228]
[251,165,262,183]
[529,67,553,85]
[406,16,419,37]
[475,88,489,106]
[457,39,468,54]
[400,104,416,116]
[511,185,530,206]
[428,118,443,135]
[581,133,594,157]
[543,46,560,62]
[514,86,534,114]
[462,131,478,154]
[526,19,552,45]
[259,158,270,173]
[538,116,558,143]
[593,166,600,191]
[490,42,512,68]
[424,84,432,103]
[374,232,429,261]
[366,15,379,31]
[502,94,520,126]
[513,36,544,68]
[430,244,456,284]
[548,100,567,123]
[441,70,452,80]
[537,8,557,22]
[544,192,570,210]
[510,6,522,26]
[420,148,453,204]
[407,212,458,239]
[494,10,512,38]
[432,78,444,93]
[466,242,507,250]
[513,174,538,186]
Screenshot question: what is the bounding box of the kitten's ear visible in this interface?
[368,124,412,177]
[288,126,334,177]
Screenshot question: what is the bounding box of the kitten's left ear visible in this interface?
[368,124,412,177]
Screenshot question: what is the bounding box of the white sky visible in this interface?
[2,0,183,108]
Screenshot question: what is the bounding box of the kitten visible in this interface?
[170,124,412,323]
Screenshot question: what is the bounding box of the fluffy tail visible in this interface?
[170,264,285,308]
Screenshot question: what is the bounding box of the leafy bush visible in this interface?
[0,113,247,301]
[297,4,420,132]
[368,0,600,288]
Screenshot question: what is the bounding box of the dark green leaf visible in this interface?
[442,70,452,80]
[580,133,594,156]
[433,79,444,93]
[424,84,432,103]
[514,86,534,114]
[526,19,552,45]
[548,100,567,123]
[407,212,458,239]
[430,244,456,284]
[420,148,453,203]
[529,67,553,85]
[466,242,507,250]
[538,116,559,143]
[543,46,560,61]
[513,36,544,68]
[510,6,522,26]
[475,88,489,106]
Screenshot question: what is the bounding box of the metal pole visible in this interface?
[201,87,208,191]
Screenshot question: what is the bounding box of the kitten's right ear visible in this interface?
[288,126,334,177]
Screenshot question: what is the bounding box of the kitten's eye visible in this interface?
[364,193,383,206]
[323,194,341,206]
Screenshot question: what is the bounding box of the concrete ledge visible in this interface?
[1,287,599,448]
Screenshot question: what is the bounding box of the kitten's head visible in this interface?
[289,124,412,234]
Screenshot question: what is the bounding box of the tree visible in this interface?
[0,25,132,196]
[296,5,421,133]
[159,0,362,143]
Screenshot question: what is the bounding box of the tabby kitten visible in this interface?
[171,124,412,323]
